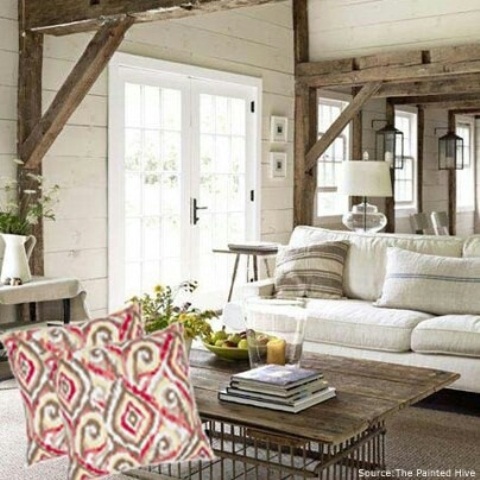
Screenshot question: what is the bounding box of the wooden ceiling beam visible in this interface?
[390,92,480,106]
[26,0,283,35]
[20,17,134,169]
[377,74,480,97]
[449,107,480,115]
[305,82,382,172]
[299,43,480,88]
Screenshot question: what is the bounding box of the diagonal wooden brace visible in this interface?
[304,82,382,173]
[20,17,134,169]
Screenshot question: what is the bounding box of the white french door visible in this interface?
[108,54,261,310]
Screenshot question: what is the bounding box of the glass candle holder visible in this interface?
[244,297,307,369]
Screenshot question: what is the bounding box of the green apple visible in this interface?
[212,326,228,344]
[238,339,248,349]
[227,333,242,345]
[215,339,224,347]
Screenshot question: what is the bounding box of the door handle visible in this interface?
[191,198,208,225]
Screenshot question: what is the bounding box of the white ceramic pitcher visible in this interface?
[0,233,36,284]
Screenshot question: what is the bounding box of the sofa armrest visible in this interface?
[242,278,275,299]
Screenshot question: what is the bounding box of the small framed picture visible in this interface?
[270,116,288,143]
[270,152,287,178]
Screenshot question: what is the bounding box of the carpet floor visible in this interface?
[1,381,479,480]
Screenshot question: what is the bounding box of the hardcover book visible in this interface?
[218,386,336,413]
[229,377,328,397]
[226,381,329,404]
[231,365,322,390]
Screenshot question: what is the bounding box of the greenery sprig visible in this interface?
[130,281,217,339]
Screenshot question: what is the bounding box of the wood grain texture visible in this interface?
[305,82,381,172]
[378,73,480,98]
[189,349,459,445]
[17,0,44,275]
[293,0,316,227]
[351,86,363,206]
[384,99,395,233]
[20,17,133,169]
[298,42,480,89]
[417,107,424,213]
[390,92,480,106]
[26,0,284,35]
[448,111,457,236]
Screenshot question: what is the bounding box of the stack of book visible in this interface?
[218,364,336,413]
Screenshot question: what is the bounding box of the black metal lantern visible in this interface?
[438,131,464,170]
[374,121,405,170]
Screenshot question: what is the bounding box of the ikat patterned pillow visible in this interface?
[54,323,215,480]
[1,303,144,465]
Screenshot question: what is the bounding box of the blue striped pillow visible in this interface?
[376,247,480,315]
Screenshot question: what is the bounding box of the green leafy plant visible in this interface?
[130,281,217,339]
[0,159,60,235]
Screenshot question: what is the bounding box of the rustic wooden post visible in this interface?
[385,99,395,233]
[18,1,44,275]
[351,87,363,207]
[417,106,425,213]
[293,0,317,226]
[448,111,457,235]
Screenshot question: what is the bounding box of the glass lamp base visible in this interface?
[342,202,387,233]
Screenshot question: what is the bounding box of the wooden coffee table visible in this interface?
[133,349,459,480]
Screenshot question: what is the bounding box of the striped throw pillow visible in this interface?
[274,241,349,299]
[376,247,480,315]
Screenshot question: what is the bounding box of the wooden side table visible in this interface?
[213,244,279,302]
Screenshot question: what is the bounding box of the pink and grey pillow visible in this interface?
[1,303,144,465]
[54,323,215,480]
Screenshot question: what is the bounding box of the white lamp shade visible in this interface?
[339,161,393,197]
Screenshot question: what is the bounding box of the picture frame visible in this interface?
[270,152,287,178]
[270,116,288,143]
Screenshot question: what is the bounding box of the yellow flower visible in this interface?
[178,313,188,323]
[154,285,164,293]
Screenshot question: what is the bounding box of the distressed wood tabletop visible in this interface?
[189,349,460,445]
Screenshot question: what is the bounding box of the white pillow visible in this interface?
[376,247,480,315]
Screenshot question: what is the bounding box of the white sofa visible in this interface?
[244,226,480,393]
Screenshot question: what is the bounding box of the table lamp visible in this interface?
[339,158,393,233]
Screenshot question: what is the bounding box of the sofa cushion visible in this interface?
[376,247,480,315]
[463,235,480,258]
[412,315,480,357]
[305,299,432,352]
[289,227,463,301]
[274,241,349,299]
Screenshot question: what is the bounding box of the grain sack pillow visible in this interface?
[274,241,349,299]
[54,323,215,480]
[376,247,480,315]
[0,303,144,465]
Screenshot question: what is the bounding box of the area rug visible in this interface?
[1,382,479,480]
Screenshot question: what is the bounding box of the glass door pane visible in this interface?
[191,84,252,307]
[123,82,184,299]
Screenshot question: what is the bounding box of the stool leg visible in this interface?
[264,257,271,278]
[253,255,259,281]
[29,303,37,322]
[228,255,240,302]
[63,299,71,324]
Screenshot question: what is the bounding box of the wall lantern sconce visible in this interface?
[435,128,464,170]
[372,120,405,170]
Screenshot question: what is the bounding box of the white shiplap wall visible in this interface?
[308,0,480,61]
[0,1,294,317]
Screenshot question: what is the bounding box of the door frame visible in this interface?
[108,52,262,311]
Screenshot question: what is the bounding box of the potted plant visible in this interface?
[130,281,217,355]
[0,160,60,283]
